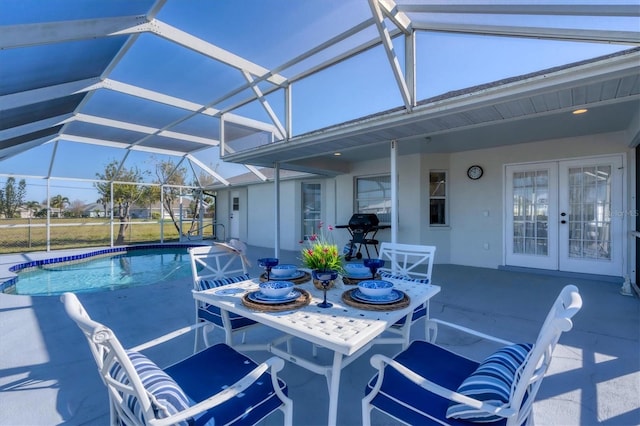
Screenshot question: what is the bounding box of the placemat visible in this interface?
[242,288,311,312]
[341,274,381,285]
[259,271,311,284]
[341,288,410,311]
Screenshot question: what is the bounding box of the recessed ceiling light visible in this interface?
[333,152,341,156]
[572,109,588,115]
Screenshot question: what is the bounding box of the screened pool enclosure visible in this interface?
[1,1,638,253]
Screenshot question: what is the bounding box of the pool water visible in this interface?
[15,248,192,296]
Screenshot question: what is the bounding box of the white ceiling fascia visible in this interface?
[411,21,640,46]
[186,154,230,186]
[149,19,287,87]
[0,78,103,109]
[0,16,150,49]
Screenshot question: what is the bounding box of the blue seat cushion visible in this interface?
[446,343,533,423]
[110,350,192,425]
[165,343,288,426]
[365,340,512,426]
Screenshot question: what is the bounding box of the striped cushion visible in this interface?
[379,271,429,284]
[110,351,192,425]
[198,273,250,290]
[446,343,533,423]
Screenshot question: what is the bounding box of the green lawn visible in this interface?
[0,218,185,254]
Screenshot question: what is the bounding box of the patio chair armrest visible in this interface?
[149,356,287,426]
[369,354,516,420]
[427,318,515,346]
[129,323,206,352]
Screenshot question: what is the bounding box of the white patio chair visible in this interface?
[374,242,436,347]
[61,292,293,426]
[362,284,582,426]
[189,242,258,350]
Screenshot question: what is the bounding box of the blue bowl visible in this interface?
[358,280,394,297]
[271,264,298,278]
[259,280,294,298]
[344,263,371,277]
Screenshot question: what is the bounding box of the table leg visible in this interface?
[327,351,344,426]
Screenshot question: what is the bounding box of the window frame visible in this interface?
[354,174,391,225]
[429,170,448,226]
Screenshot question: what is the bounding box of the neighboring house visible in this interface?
[82,203,108,218]
[213,51,639,285]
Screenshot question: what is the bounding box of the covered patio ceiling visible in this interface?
[1,1,639,186]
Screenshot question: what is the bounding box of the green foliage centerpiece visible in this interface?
[300,223,344,290]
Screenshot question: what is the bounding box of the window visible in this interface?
[302,182,321,240]
[429,171,447,225]
[356,175,391,223]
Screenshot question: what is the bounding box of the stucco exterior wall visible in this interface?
[448,131,633,269]
[215,131,634,278]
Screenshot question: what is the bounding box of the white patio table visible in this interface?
[192,275,440,426]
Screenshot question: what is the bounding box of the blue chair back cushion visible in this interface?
[110,350,192,425]
[446,343,533,423]
[198,273,250,290]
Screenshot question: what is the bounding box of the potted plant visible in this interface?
[300,223,344,289]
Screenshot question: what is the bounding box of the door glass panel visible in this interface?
[567,166,612,260]
[302,183,321,240]
[511,170,549,255]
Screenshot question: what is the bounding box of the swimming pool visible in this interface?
[3,245,198,296]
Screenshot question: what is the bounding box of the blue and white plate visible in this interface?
[247,289,301,304]
[351,288,404,304]
[268,269,305,280]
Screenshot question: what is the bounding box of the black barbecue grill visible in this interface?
[336,214,390,260]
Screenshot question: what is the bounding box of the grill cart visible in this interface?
[336,214,390,261]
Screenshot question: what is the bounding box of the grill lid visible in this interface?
[348,213,379,229]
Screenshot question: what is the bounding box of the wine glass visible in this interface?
[363,258,385,280]
[258,257,279,281]
[312,270,338,308]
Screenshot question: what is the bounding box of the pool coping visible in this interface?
[0,243,205,294]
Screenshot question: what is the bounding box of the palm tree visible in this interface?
[50,194,69,218]
[24,200,41,218]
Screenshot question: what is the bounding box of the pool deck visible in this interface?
[1,244,639,425]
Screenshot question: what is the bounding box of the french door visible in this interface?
[506,155,624,276]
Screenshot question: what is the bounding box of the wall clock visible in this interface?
[467,165,483,180]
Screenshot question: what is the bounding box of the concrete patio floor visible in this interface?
[1,244,638,425]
